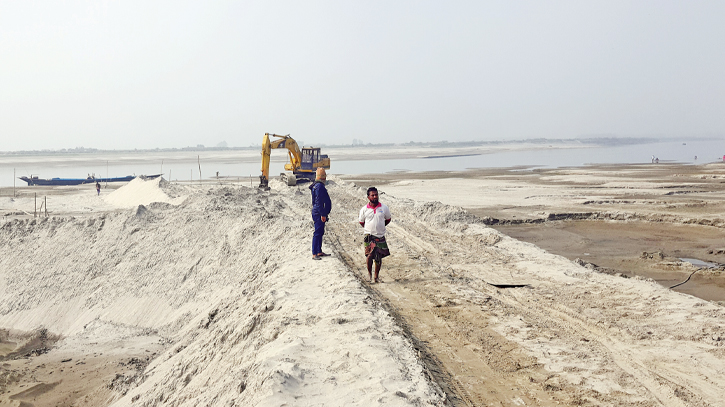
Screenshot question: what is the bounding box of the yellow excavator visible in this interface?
[259,133,331,188]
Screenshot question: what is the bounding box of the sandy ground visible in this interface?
[346,163,725,303]
[0,164,723,406]
[0,178,444,406]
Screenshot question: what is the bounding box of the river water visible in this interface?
[1,138,723,188]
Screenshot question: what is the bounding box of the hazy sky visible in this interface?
[1,1,723,151]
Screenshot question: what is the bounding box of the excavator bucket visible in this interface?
[281,172,297,186]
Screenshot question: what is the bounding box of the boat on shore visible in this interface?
[19,174,162,186]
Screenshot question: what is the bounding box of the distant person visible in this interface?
[309,167,331,260]
[96,181,101,196]
[651,155,655,163]
[655,157,659,163]
[359,187,392,283]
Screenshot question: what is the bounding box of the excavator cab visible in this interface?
[298,147,330,181]
[301,148,319,171]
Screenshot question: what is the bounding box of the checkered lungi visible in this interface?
[364,234,390,264]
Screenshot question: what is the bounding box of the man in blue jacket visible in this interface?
[309,167,331,260]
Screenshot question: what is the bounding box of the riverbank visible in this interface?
[342,162,725,304]
[0,166,724,405]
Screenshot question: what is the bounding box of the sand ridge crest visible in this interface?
[1,169,725,405]
[0,182,445,406]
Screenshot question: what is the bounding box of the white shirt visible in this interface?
[359,202,392,238]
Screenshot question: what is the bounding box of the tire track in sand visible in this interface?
[325,186,561,406]
[323,181,725,406]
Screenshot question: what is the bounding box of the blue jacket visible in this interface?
[310,181,331,216]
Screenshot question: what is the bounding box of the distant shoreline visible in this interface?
[2,138,722,188]
[0,136,704,156]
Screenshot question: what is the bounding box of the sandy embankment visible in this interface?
[1,171,725,406]
[328,174,725,406]
[0,178,444,406]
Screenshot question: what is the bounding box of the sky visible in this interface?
[1,1,724,151]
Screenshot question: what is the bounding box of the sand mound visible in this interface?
[3,174,725,405]
[0,184,444,406]
[104,177,185,208]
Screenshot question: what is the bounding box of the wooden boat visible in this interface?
[19,174,161,186]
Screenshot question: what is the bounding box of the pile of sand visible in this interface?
[0,180,444,406]
[1,173,725,405]
[104,177,185,208]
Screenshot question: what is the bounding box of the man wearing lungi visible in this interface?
[359,187,392,283]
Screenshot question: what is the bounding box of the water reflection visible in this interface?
[1,139,723,187]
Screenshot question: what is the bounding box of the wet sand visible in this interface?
[492,221,725,301]
[0,332,163,407]
[342,162,725,304]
